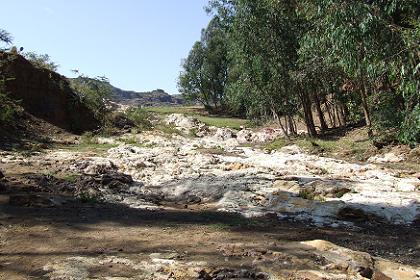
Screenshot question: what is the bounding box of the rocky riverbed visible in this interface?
[0,114,419,279]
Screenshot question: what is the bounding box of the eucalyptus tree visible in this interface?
[211,0,302,135]
[178,17,229,112]
[301,0,416,131]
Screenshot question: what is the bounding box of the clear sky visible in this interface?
[0,0,210,94]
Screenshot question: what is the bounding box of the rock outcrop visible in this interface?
[111,87,185,107]
[0,52,99,133]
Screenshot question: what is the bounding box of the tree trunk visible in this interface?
[299,91,317,137]
[325,101,335,128]
[312,92,328,131]
[340,104,348,125]
[288,115,296,135]
[360,86,372,127]
[271,108,288,138]
[335,104,344,127]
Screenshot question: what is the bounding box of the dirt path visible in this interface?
[0,199,419,279]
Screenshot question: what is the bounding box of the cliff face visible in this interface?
[0,52,99,133]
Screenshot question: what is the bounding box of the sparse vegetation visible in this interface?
[23,52,59,71]
[125,108,153,130]
[146,106,247,130]
[156,124,183,136]
[78,192,99,203]
[70,74,112,121]
[61,173,80,183]
[264,128,375,162]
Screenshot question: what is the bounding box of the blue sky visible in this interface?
[0,0,210,94]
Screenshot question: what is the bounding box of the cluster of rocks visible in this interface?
[165,113,285,144]
[49,115,419,227]
[2,113,419,227]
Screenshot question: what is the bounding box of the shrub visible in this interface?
[125,108,153,130]
[70,75,112,121]
[23,52,59,72]
[0,79,16,124]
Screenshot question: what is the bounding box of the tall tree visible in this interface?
[178,17,229,112]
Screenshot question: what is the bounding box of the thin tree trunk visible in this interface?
[288,115,296,135]
[271,108,288,138]
[300,91,317,137]
[340,104,348,125]
[326,101,335,128]
[313,92,328,131]
[335,104,344,127]
[360,86,372,127]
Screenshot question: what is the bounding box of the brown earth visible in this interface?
[0,147,419,279]
[0,51,99,133]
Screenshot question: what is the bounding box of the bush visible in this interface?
[23,52,59,72]
[0,79,16,124]
[125,108,153,130]
[399,105,420,146]
[70,75,112,121]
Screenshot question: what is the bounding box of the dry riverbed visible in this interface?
[0,114,419,279]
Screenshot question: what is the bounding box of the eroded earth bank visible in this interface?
[0,114,419,280]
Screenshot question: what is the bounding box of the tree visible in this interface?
[178,17,229,112]
[70,75,112,120]
[298,0,419,143]
[0,29,12,47]
[24,52,59,72]
[209,0,302,135]
[186,0,419,144]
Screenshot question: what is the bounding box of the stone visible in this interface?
[300,180,352,199]
[368,152,405,163]
[337,206,383,222]
[302,240,374,278]
[223,162,250,171]
[198,268,268,280]
[213,128,235,141]
[374,260,420,280]
[0,170,4,179]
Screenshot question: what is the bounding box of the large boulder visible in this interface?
[165,114,208,136]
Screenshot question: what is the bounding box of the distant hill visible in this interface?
[110,86,185,107]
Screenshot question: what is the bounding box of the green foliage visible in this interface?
[298,189,316,201]
[70,75,112,121]
[178,17,229,112]
[0,91,15,123]
[0,77,15,123]
[399,105,420,145]
[78,192,99,203]
[24,52,59,71]
[125,108,153,130]
[156,124,183,136]
[198,0,420,145]
[0,29,16,123]
[0,28,13,48]
[80,131,96,145]
[145,106,247,129]
[264,138,288,152]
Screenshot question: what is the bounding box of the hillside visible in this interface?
[0,52,100,133]
[111,86,185,107]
